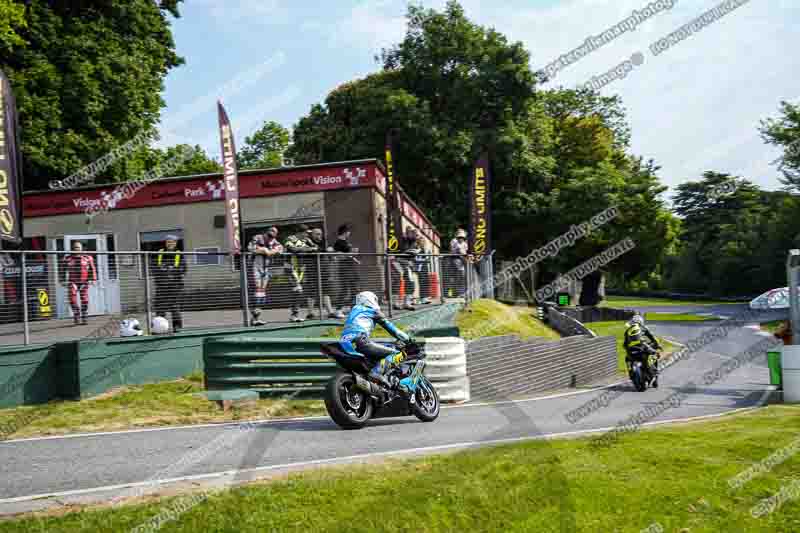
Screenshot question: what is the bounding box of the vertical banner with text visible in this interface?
[384,131,402,252]
[469,152,491,256]
[218,101,242,254]
[0,69,23,244]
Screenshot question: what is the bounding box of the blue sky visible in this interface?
[158,0,800,194]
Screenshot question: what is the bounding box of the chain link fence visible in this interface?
[0,251,495,347]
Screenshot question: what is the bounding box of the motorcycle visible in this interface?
[320,338,440,429]
[627,348,661,392]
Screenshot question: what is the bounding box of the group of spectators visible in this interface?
[40,224,476,333]
[247,223,361,324]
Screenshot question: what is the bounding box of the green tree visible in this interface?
[288,0,676,301]
[760,100,800,191]
[1,0,184,190]
[238,121,291,170]
[0,0,25,52]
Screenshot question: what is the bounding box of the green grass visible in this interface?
[0,376,325,440]
[760,321,784,334]
[4,405,800,532]
[644,312,718,322]
[322,299,560,342]
[587,320,677,371]
[600,295,745,308]
[457,299,561,341]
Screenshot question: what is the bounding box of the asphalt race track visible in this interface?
[0,307,783,515]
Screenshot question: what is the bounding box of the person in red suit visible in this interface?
[63,241,97,325]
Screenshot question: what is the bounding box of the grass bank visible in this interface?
[588,320,677,371]
[4,405,799,532]
[644,312,718,322]
[0,373,326,441]
[601,295,744,308]
[457,299,560,341]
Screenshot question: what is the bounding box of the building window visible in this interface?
[139,230,185,276]
[194,247,222,266]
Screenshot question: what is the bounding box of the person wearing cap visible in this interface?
[247,226,284,326]
[283,224,322,322]
[448,228,469,298]
[153,235,187,333]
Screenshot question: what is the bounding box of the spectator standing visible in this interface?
[398,227,420,310]
[332,223,360,319]
[152,235,187,333]
[284,225,333,321]
[63,241,97,325]
[247,226,284,326]
[448,228,470,298]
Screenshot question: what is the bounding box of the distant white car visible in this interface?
[749,287,800,310]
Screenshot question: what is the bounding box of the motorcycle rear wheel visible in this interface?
[325,371,374,429]
[631,365,646,392]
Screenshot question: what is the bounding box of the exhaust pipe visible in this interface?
[354,374,381,396]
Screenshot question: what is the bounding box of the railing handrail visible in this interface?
[0,250,473,258]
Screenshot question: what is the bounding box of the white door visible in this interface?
[55,235,121,318]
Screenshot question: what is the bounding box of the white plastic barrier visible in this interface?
[782,345,800,403]
[424,337,469,403]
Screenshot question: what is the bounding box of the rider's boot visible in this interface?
[368,353,405,388]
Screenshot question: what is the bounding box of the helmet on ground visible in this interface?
[355,291,380,311]
[630,314,644,326]
[151,316,170,334]
[119,318,143,337]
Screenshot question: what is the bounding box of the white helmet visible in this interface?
[630,314,644,326]
[355,291,380,311]
[119,318,143,337]
[151,316,170,334]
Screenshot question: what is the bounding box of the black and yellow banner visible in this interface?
[217,101,242,254]
[0,69,23,244]
[384,131,402,252]
[469,152,491,256]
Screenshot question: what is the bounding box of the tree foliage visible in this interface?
[1,0,184,190]
[666,171,800,296]
[238,121,290,170]
[760,100,800,191]
[289,0,676,290]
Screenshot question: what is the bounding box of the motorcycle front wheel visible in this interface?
[411,377,440,422]
[325,371,374,429]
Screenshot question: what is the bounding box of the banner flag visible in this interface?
[384,131,402,252]
[469,152,491,256]
[0,69,23,244]
[218,101,242,254]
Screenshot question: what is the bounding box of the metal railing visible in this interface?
[0,250,494,347]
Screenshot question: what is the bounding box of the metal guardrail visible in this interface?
[203,337,338,397]
[203,336,470,402]
[0,250,493,347]
[547,307,594,337]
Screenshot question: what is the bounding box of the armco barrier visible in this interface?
[547,307,594,337]
[203,336,469,402]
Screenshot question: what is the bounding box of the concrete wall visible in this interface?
[467,334,618,400]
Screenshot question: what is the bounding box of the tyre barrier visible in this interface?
[203,336,469,402]
[422,337,469,403]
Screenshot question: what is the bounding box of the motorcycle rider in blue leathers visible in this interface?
[340,291,415,392]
